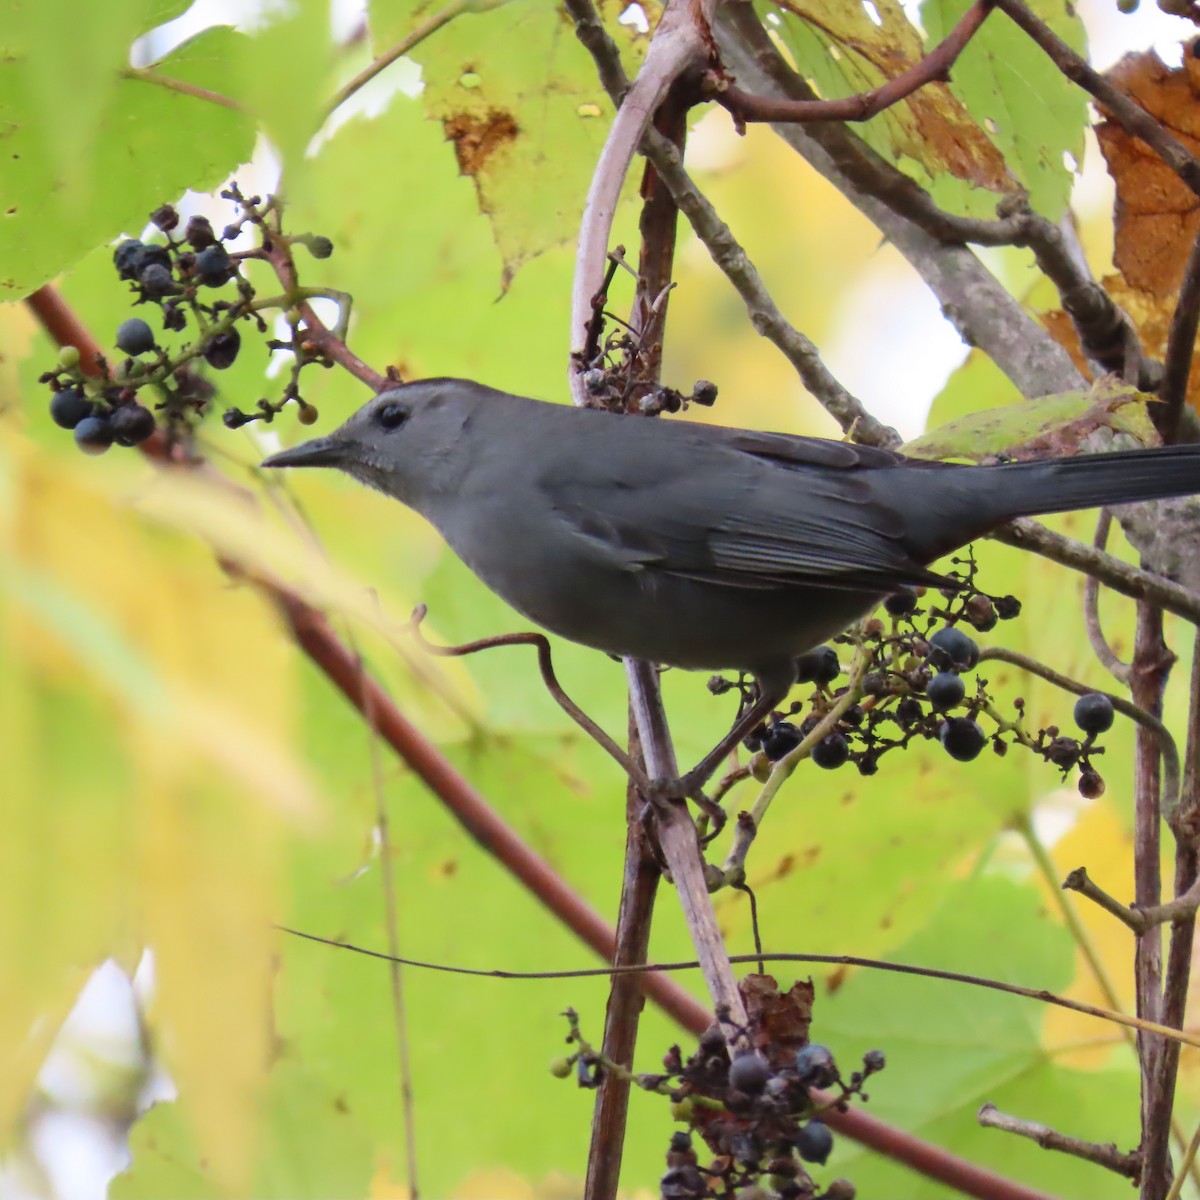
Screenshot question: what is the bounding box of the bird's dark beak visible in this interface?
[262,436,346,469]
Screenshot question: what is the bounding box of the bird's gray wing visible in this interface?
[541,427,950,594]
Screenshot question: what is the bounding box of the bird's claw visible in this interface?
[644,773,727,839]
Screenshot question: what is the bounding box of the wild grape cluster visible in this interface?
[39,188,336,455]
[553,982,875,1200]
[717,552,1113,798]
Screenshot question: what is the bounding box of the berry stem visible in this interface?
[721,636,871,885]
[979,646,1180,815]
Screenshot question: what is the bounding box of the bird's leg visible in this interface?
[673,673,792,801]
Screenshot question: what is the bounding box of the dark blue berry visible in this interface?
[762,721,803,761]
[939,717,986,762]
[116,317,156,356]
[797,1120,834,1165]
[114,238,169,282]
[928,626,979,671]
[111,404,156,446]
[50,387,92,429]
[812,732,850,769]
[139,262,178,299]
[728,1051,770,1094]
[795,645,840,686]
[113,239,145,280]
[1073,693,1114,736]
[885,589,917,616]
[74,414,113,455]
[926,671,965,711]
[195,244,233,287]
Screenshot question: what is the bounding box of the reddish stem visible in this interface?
[713,0,992,127]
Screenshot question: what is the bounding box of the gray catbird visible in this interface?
[264,378,1200,788]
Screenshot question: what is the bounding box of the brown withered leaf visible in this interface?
[1095,49,1200,298]
[740,973,814,1065]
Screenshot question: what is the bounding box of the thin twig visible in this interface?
[1159,221,1200,443]
[711,764,751,806]
[1132,603,1169,1200]
[722,645,870,884]
[279,927,1200,1052]
[625,658,752,1048]
[122,67,245,111]
[977,1104,1140,1180]
[323,0,469,120]
[406,606,648,790]
[641,127,901,445]
[1154,630,1200,1192]
[568,0,717,402]
[717,1,1027,249]
[710,0,992,127]
[585,714,662,1200]
[1062,867,1149,933]
[261,240,385,389]
[1019,821,1130,1009]
[995,518,1200,629]
[1084,512,1132,685]
[579,251,626,374]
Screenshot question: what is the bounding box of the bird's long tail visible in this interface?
[991,443,1200,515]
[899,443,1200,560]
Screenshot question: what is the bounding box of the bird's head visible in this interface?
[261,378,486,508]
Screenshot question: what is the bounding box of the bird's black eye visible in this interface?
[375,401,408,430]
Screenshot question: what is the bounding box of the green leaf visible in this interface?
[821,877,1139,1199]
[0,23,255,299]
[2,0,191,185]
[369,0,650,284]
[232,0,333,182]
[922,0,1087,218]
[903,385,1161,462]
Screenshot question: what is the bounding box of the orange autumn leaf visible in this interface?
[1095,48,1200,298]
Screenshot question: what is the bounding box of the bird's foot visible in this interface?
[645,773,727,839]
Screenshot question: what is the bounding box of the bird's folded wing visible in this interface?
[550,459,948,595]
